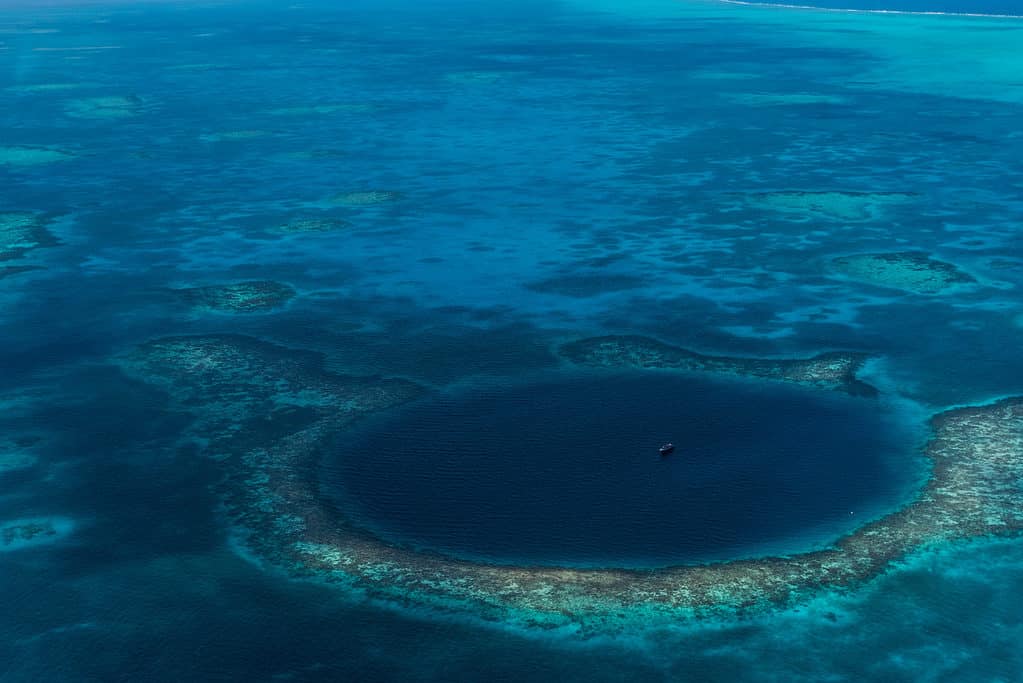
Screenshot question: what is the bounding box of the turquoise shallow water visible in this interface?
[2,0,1023,680]
[736,0,1023,14]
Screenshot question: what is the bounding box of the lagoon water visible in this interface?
[2,0,1023,680]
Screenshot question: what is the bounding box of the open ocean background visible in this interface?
[2,0,1023,680]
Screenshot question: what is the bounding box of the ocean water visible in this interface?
[328,372,921,568]
[2,0,1023,681]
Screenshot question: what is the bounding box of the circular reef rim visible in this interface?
[117,333,1023,635]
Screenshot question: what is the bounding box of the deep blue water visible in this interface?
[3,0,1023,680]
[330,372,918,567]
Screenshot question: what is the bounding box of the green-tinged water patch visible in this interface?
[526,273,646,298]
[199,130,271,143]
[831,252,975,294]
[330,190,402,206]
[0,517,74,551]
[444,70,508,84]
[270,216,352,235]
[0,448,38,474]
[0,145,75,166]
[0,212,59,262]
[266,103,374,116]
[738,190,918,222]
[177,281,296,313]
[0,449,37,472]
[64,95,143,119]
[0,265,44,280]
[724,92,849,106]
[6,82,86,94]
[112,333,1023,633]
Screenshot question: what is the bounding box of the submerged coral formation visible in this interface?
[6,82,85,94]
[724,92,848,106]
[560,335,878,395]
[0,265,43,280]
[271,216,352,235]
[64,95,143,119]
[0,145,75,165]
[0,517,72,551]
[117,333,1023,634]
[178,281,296,313]
[443,71,507,84]
[526,273,646,298]
[266,103,373,116]
[330,190,402,206]
[740,190,917,222]
[0,212,59,264]
[0,436,42,474]
[199,130,270,143]
[831,251,975,294]
[0,448,37,474]
[2,521,56,546]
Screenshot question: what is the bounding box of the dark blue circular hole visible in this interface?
[324,371,921,568]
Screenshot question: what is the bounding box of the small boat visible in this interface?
[659,443,675,456]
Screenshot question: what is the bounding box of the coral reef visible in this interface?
[0,448,37,474]
[0,145,75,165]
[0,517,72,551]
[266,103,373,116]
[444,71,507,84]
[724,92,848,106]
[560,335,878,395]
[178,281,296,313]
[64,95,143,119]
[118,334,1023,634]
[271,216,351,235]
[6,82,85,94]
[0,265,44,280]
[0,212,59,263]
[330,190,402,206]
[739,190,917,222]
[831,251,975,294]
[199,130,270,142]
[2,521,56,546]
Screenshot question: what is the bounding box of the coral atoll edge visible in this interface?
[117,334,1023,635]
